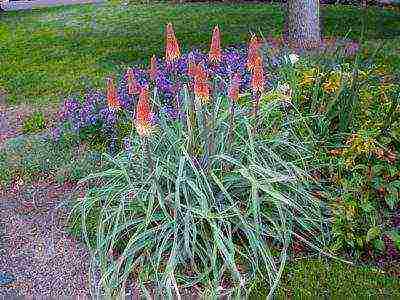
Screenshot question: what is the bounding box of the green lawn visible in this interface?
[0,2,399,105]
[251,259,400,298]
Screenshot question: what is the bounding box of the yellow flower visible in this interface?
[358,69,371,80]
[300,69,317,87]
[374,65,387,76]
[345,157,354,168]
[323,73,341,94]
[379,83,395,94]
[346,204,357,219]
[301,75,314,87]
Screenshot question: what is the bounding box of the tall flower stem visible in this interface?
[223,101,236,172]
[228,102,235,151]
[171,66,185,127]
[141,136,171,221]
[186,86,197,156]
[203,105,211,172]
[142,137,154,176]
[207,79,217,161]
[193,96,208,171]
[252,91,260,136]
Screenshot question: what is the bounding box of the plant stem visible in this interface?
[228,102,235,151]
[208,79,217,160]
[382,91,399,132]
[142,137,154,176]
[186,86,196,155]
[203,106,211,172]
[223,101,236,172]
[252,91,260,135]
[208,108,214,160]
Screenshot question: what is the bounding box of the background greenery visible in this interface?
[0,2,399,105]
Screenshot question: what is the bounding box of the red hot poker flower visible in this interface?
[135,85,153,137]
[149,55,158,81]
[106,77,120,110]
[165,23,181,63]
[193,63,210,104]
[251,56,264,93]
[194,61,207,82]
[247,34,262,71]
[209,25,222,63]
[228,73,241,102]
[126,68,140,95]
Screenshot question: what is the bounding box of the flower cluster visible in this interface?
[54,24,282,149]
[58,91,118,131]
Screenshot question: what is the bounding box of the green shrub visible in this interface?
[65,28,400,298]
[290,42,400,259]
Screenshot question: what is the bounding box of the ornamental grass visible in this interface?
[66,24,327,298]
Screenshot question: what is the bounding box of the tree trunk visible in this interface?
[284,0,321,49]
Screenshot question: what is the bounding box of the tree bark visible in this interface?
[284,0,321,49]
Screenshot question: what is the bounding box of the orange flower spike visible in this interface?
[228,73,241,102]
[247,34,261,71]
[135,85,153,137]
[209,25,222,63]
[165,23,181,63]
[193,63,210,104]
[251,56,264,93]
[106,77,120,110]
[136,86,151,125]
[126,68,140,95]
[194,61,207,82]
[149,55,158,81]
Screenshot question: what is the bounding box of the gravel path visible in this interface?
[1,0,104,11]
[0,103,58,146]
[0,179,102,296]
[0,104,28,145]
[0,104,102,296]
[0,104,142,297]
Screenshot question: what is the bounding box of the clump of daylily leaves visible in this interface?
[67,24,325,298]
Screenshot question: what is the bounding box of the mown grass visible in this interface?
[251,259,400,298]
[0,2,399,105]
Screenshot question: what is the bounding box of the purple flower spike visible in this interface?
[149,112,159,125]
[59,98,80,120]
[51,127,61,142]
[344,41,360,57]
[123,136,134,160]
[162,106,180,120]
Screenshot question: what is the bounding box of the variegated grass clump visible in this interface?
[67,24,326,299]
[69,91,325,298]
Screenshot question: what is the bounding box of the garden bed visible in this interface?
[0,2,399,297]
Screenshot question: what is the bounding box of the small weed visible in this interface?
[22,112,47,134]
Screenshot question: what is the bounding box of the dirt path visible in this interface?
[0,103,59,145]
[0,102,142,297]
[0,180,102,296]
[0,104,102,296]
